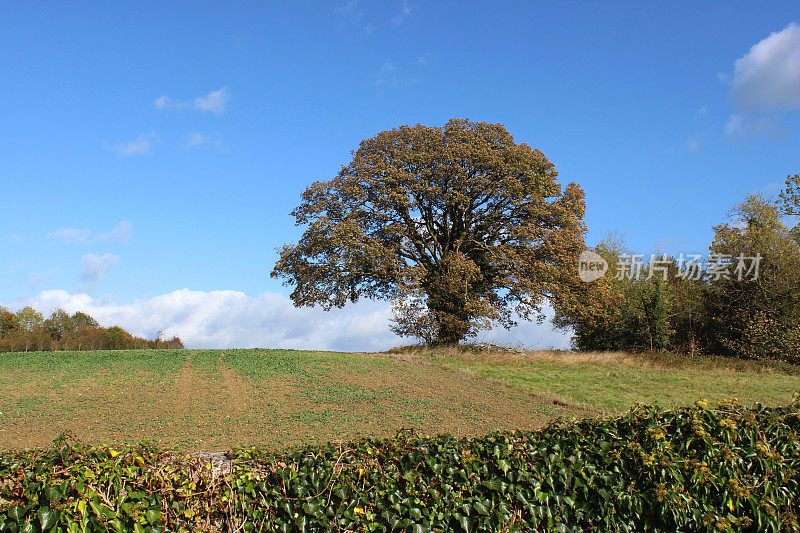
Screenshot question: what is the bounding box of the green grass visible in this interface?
[1,347,798,451]
[421,349,800,412]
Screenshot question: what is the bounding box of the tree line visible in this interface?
[0,307,184,352]
[552,177,800,363]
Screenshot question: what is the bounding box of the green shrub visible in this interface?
[2,396,799,532]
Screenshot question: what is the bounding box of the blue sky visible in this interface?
[2,2,799,350]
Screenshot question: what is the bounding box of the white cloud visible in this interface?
[46,222,131,245]
[181,132,223,150]
[725,113,784,138]
[80,253,120,282]
[335,0,359,16]
[193,88,229,114]
[154,87,229,114]
[19,289,572,352]
[687,135,701,153]
[391,0,417,24]
[47,227,90,244]
[334,1,374,35]
[730,22,800,112]
[154,95,180,110]
[95,221,132,243]
[28,268,57,290]
[105,132,159,157]
[376,62,399,86]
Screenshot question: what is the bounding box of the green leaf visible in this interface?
[145,510,161,525]
[44,487,62,503]
[37,508,56,531]
[1,519,19,533]
[8,507,24,524]
[473,501,489,516]
[497,459,511,475]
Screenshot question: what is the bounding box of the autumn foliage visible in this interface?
[553,178,800,364]
[0,307,183,352]
[272,119,586,345]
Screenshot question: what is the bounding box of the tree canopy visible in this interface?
[272,119,586,345]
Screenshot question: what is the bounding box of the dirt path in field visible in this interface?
[175,351,197,404]
[218,352,258,418]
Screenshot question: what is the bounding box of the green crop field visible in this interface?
[1,348,799,451]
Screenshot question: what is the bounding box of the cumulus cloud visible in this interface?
[21,289,572,352]
[95,221,132,243]
[155,88,229,114]
[80,253,120,282]
[47,227,90,244]
[104,131,159,157]
[730,22,800,112]
[723,23,800,139]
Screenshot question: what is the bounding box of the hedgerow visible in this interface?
[2,396,799,532]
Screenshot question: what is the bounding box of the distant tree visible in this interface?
[102,326,134,350]
[157,335,185,349]
[0,305,183,352]
[272,119,586,345]
[553,235,693,353]
[0,307,20,352]
[665,266,706,356]
[704,194,800,362]
[0,306,19,337]
[45,309,75,342]
[778,173,800,243]
[552,234,638,350]
[16,306,44,333]
[15,306,44,351]
[72,311,100,330]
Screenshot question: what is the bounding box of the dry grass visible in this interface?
[399,344,800,413]
[388,344,800,375]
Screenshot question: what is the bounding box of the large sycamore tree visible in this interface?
[272,119,586,345]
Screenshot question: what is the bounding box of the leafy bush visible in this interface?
[2,396,799,532]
